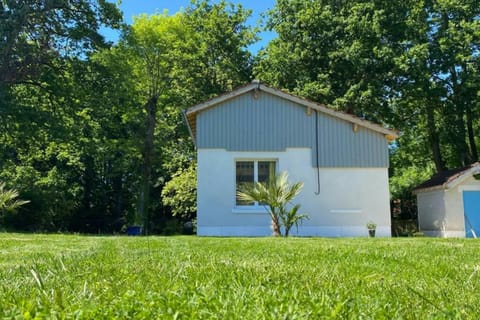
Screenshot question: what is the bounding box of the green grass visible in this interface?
[1,234,479,319]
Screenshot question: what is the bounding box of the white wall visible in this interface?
[444,187,465,233]
[417,191,447,235]
[197,148,391,237]
[417,176,480,238]
[417,188,466,238]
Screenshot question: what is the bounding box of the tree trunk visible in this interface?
[450,70,471,166]
[284,226,290,237]
[270,208,281,236]
[82,155,95,213]
[453,103,470,166]
[112,173,123,231]
[138,95,158,234]
[272,219,281,237]
[465,101,478,162]
[426,103,446,172]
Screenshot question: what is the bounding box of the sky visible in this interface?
[101,0,277,54]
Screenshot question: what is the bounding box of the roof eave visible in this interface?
[182,109,196,148]
[414,163,480,194]
[445,166,480,190]
[413,185,445,194]
[186,83,258,116]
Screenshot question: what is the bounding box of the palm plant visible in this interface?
[0,182,30,215]
[280,204,309,237]
[237,172,308,237]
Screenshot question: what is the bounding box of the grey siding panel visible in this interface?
[197,92,314,151]
[312,114,388,167]
[197,91,389,167]
[315,114,389,167]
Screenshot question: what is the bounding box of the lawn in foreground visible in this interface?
[0,234,479,319]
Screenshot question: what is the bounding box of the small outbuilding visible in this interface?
[185,80,398,237]
[414,162,480,237]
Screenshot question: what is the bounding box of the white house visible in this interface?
[185,81,398,237]
[414,162,480,238]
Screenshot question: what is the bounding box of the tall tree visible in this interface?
[255,0,406,122]
[184,0,256,99]
[394,0,480,170]
[0,0,123,231]
[256,0,480,174]
[115,1,257,233]
[0,0,122,85]
[120,13,197,232]
[0,0,257,233]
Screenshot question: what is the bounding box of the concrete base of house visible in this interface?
[422,230,466,238]
[197,226,392,237]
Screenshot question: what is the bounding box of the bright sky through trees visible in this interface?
[101,0,276,53]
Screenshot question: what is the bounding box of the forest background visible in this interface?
[0,0,478,234]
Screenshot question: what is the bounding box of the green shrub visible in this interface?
[161,163,196,221]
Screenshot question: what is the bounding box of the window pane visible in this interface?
[258,161,275,206]
[236,161,254,205]
[258,161,276,183]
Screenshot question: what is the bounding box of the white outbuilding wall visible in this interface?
[197,148,391,237]
[417,175,480,237]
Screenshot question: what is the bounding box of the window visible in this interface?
[235,160,276,206]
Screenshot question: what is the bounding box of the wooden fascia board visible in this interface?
[412,186,444,195]
[182,109,196,147]
[186,83,258,116]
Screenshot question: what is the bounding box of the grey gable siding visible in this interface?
[196,91,389,168]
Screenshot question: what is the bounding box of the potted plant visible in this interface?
[366,221,377,238]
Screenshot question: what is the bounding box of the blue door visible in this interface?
[463,191,480,238]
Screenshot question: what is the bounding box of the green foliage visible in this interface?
[0,0,255,233]
[184,0,257,97]
[237,172,308,237]
[113,2,255,233]
[2,234,480,318]
[161,219,185,236]
[0,0,123,84]
[161,163,197,221]
[255,0,402,121]
[389,139,436,219]
[0,182,29,214]
[366,221,377,230]
[120,12,193,231]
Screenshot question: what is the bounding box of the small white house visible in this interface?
[185,81,398,237]
[414,162,480,238]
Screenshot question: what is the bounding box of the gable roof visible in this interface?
[413,162,480,194]
[184,80,399,144]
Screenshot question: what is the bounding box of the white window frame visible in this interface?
[233,159,277,213]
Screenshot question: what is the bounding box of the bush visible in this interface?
[161,163,196,221]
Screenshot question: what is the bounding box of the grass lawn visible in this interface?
[1,234,479,319]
